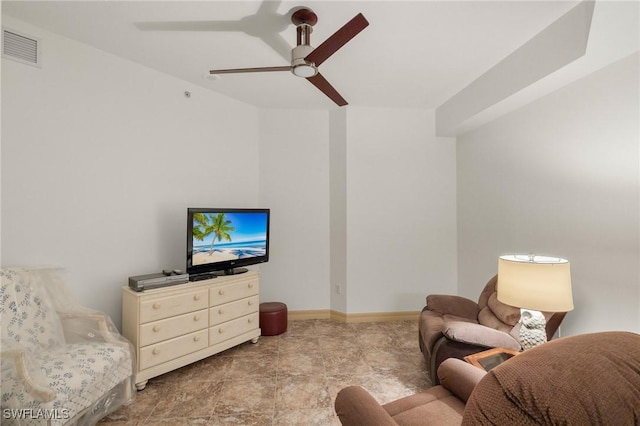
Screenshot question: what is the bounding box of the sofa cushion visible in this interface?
[463,332,640,425]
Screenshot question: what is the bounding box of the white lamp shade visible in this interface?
[497,255,574,312]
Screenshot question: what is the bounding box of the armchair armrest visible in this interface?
[58,311,121,344]
[443,320,521,351]
[426,295,480,320]
[437,358,486,402]
[335,386,398,426]
[1,349,56,402]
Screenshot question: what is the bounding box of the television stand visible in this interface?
[189,268,249,281]
[220,267,248,276]
[189,272,218,282]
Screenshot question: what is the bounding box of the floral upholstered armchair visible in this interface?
[1,267,135,425]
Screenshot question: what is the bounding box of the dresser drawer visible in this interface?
[140,308,208,346]
[210,313,259,346]
[210,296,259,326]
[140,289,208,323]
[210,279,259,306]
[139,329,208,370]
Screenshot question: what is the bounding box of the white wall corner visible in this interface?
[436,0,595,137]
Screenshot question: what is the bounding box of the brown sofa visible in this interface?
[419,275,567,383]
[335,331,640,425]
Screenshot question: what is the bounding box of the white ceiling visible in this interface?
[2,1,638,113]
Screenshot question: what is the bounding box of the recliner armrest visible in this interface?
[426,294,480,320]
[335,386,398,426]
[437,358,486,402]
[443,320,521,351]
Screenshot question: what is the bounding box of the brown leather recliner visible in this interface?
[335,332,640,425]
[336,358,483,426]
[418,275,567,384]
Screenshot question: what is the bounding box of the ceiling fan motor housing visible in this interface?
[291,45,317,77]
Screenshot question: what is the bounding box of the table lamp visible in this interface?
[497,254,573,350]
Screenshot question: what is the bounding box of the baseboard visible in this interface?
[287,309,331,321]
[288,309,420,323]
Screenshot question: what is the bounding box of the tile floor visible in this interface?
[99,319,432,425]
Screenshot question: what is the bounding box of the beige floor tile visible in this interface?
[234,336,279,357]
[210,412,274,425]
[214,377,276,415]
[273,408,341,426]
[227,354,278,379]
[277,352,324,376]
[99,319,430,425]
[142,417,212,425]
[323,350,374,376]
[147,380,223,419]
[278,335,321,354]
[275,375,332,410]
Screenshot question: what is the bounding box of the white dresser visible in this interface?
[122,271,260,390]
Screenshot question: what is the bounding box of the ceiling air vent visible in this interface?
[2,28,41,67]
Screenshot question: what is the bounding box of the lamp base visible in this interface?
[519,309,547,350]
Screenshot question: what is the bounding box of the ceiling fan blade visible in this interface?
[210,66,291,74]
[306,73,347,106]
[305,13,369,67]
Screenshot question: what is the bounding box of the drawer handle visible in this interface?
[193,294,201,301]
[152,303,161,310]
[218,289,225,295]
[248,317,254,323]
[153,325,161,332]
[248,283,254,289]
[248,300,253,306]
[194,315,200,321]
[152,348,160,355]
[218,309,224,315]
[193,335,200,342]
[218,328,224,334]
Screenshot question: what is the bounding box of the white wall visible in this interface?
[457,53,640,335]
[345,108,458,313]
[256,106,459,316]
[257,109,330,310]
[5,14,636,332]
[329,109,348,313]
[1,16,260,328]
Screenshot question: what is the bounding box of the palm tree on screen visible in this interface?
[192,213,235,255]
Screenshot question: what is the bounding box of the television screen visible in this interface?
[187,208,270,279]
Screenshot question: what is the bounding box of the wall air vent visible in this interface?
[2,28,41,68]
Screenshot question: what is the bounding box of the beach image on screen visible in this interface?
[191,212,268,266]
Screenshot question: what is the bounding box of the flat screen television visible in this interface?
[186,208,270,280]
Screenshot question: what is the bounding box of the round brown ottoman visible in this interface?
[259,302,288,336]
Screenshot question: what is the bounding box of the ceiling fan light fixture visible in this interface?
[206,9,369,106]
[292,63,317,78]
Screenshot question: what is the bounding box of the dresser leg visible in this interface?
[135,381,148,391]
[251,337,260,344]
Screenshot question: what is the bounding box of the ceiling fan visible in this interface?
[209,8,369,107]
